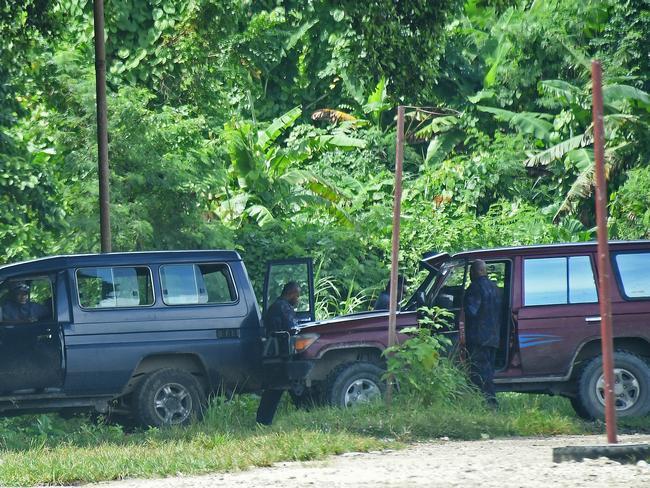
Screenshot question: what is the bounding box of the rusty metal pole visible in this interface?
[385,105,405,406]
[592,60,617,444]
[93,0,112,253]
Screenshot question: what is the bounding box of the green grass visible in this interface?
[0,392,601,486]
[276,392,595,440]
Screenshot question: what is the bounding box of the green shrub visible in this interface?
[383,306,476,405]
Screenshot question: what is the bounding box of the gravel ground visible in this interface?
[88,434,650,488]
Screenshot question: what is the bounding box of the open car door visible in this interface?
[263,258,315,325]
[0,275,64,394]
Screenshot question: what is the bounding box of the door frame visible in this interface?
[263,258,315,323]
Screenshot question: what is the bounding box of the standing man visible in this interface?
[256,281,301,425]
[464,260,500,407]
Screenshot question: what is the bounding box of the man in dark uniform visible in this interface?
[373,275,407,311]
[2,282,49,322]
[256,281,301,425]
[464,260,500,407]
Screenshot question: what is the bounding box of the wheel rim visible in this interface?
[153,382,193,425]
[596,368,640,411]
[343,378,381,408]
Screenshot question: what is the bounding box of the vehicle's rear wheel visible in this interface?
[324,362,385,408]
[577,351,650,420]
[133,368,206,428]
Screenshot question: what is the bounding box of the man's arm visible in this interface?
[464,282,482,319]
[281,301,299,331]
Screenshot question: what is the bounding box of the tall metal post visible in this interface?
[93,0,112,252]
[592,60,617,444]
[385,105,405,405]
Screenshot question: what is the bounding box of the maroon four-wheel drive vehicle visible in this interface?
[265,241,650,419]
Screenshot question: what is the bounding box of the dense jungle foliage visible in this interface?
[1,0,649,312]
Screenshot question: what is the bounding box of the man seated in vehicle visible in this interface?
[1,282,50,323]
[464,260,500,408]
[374,275,407,311]
[256,281,301,425]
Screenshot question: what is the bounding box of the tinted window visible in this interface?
[160,263,236,305]
[524,256,597,306]
[77,267,154,308]
[615,253,650,298]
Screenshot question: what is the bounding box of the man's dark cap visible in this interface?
[10,282,30,292]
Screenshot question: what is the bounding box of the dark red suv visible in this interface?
[279,241,650,419]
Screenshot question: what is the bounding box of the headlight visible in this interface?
[291,333,319,354]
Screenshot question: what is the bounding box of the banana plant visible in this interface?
[215,106,364,228]
[477,78,650,221]
[311,77,391,130]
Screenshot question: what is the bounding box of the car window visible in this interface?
[614,252,650,299]
[427,260,463,308]
[524,256,597,306]
[524,258,566,306]
[486,262,507,288]
[568,256,598,303]
[265,261,310,313]
[160,263,237,305]
[77,267,154,309]
[0,276,54,322]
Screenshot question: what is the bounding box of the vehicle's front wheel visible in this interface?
[576,351,650,420]
[324,362,385,408]
[133,368,206,428]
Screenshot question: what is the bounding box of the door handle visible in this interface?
[585,316,601,324]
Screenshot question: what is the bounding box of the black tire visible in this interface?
[133,368,206,428]
[577,351,650,420]
[569,396,594,420]
[324,361,385,408]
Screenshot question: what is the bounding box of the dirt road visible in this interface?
[90,435,650,488]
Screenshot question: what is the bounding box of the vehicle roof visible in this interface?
[0,250,242,278]
[450,240,650,259]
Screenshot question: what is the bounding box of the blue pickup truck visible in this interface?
[0,251,316,427]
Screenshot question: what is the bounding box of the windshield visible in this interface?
[404,259,464,311]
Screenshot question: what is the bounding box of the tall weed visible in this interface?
[313,261,376,319]
[384,306,475,405]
